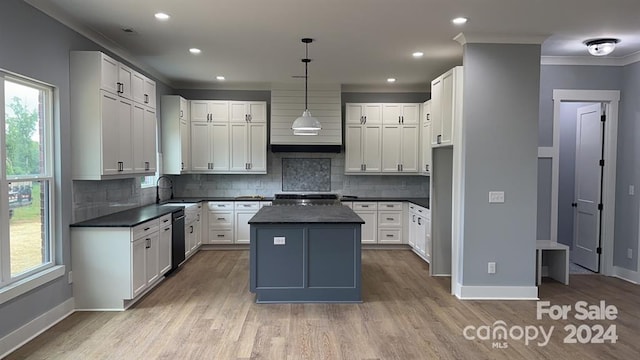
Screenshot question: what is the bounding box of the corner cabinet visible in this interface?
[345,103,419,175]
[70,51,157,180]
[161,95,191,174]
[431,66,463,147]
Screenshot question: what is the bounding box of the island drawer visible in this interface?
[353,202,378,211]
[208,201,233,210]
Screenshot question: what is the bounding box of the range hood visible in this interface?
[270,83,342,152]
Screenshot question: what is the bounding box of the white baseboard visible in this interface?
[0,297,75,358]
[613,266,640,284]
[455,285,539,300]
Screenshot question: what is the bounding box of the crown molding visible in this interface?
[454,32,548,46]
[541,50,640,66]
[25,0,174,87]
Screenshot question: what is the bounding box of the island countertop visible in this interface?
[248,205,365,224]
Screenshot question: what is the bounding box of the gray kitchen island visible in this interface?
[248,205,364,303]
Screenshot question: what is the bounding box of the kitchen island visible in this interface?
[248,205,364,303]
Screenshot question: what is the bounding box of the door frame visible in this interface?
[544,89,619,276]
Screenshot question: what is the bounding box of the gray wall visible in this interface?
[461,44,540,286]
[0,0,173,339]
[615,61,640,271]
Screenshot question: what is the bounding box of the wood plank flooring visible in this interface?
[6,250,640,359]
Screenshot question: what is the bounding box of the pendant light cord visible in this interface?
[304,41,309,110]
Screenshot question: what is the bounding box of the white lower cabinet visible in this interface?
[377,202,403,244]
[407,203,431,263]
[71,215,171,310]
[208,201,234,244]
[353,202,378,244]
[234,201,260,244]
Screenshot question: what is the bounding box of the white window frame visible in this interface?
[0,71,57,289]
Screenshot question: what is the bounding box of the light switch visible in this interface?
[274,237,286,245]
[489,191,505,203]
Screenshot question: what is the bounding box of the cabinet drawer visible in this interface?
[378,202,402,210]
[208,201,233,210]
[234,201,260,210]
[209,211,233,228]
[158,214,172,228]
[208,229,233,243]
[378,229,402,244]
[378,211,403,227]
[353,202,377,211]
[132,219,159,240]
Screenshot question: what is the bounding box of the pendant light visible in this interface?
[292,38,321,135]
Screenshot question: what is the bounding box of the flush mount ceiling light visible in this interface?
[189,48,201,54]
[585,38,619,56]
[292,38,321,136]
[216,75,225,81]
[387,78,397,83]
[412,51,424,58]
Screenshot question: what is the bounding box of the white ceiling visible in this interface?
[25,0,640,90]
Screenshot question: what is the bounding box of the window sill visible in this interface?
[0,265,66,306]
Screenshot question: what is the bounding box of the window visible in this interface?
[1,72,55,287]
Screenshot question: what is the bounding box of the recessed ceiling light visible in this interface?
[216,76,225,81]
[452,17,468,25]
[154,12,170,21]
[387,78,396,83]
[412,52,424,58]
[189,48,201,54]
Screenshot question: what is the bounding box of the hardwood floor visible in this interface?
[6,250,640,359]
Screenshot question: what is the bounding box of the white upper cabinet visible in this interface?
[161,95,190,174]
[420,100,432,175]
[431,66,463,147]
[131,72,156,108]
[345,102,419,175]
[70,51,157,179]
[186,100,266,174]
[382,103,419,125]
[345,103,382,125]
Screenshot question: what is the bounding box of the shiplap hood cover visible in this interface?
[270,83,342,151]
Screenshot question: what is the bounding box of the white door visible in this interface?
[180,119,190,171]
[145,233,160,286]
[382,125,401,172]
[363,125,382,172]
[131,238,147,298]
[400,125,419,172]
[190,101,210,122]
[159,225,172,275]
[572,103,603,272]
[356,211,377,244]
[235,211,256,244]
[100,92,120,175]
[131,104,145,172]
[230,123,248,171]
[143,108,157,172]
[116,99,134,173]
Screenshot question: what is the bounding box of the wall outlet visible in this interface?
[488,262,496,274]
[274,237,286,245]
[488,191,505,203]
[628,248,633,260]
[68,271,73,284]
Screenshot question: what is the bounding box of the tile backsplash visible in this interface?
[72,152,429,222]
[282,158,331,192]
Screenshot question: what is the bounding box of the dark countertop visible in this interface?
[341,197,430,209]
[249,205,365,224]
[168,196,429,208]
[70,204,183,228]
